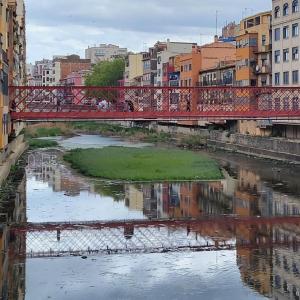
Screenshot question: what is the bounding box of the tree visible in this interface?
[85,59,125,87]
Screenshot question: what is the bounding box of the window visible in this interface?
[292,47,299,60]
[275,6,280,18]
[283,48,289,62]
[275,50,281,63]
[255,16,261,26]
[283,26,289,39]
[189,64,192,71]
[274,28,281,41]
[246,18,254,28]
[283,71,289,85]
[249,38,257,46]
[283,3,289,16]
[292,23,299,36]
[275,73,280,85]
[293,70,299,84]
[293,0,299,13]
[262,35,266,46]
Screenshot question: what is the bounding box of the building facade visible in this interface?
[142,42,167,86]
[124,53,144,86]
[272,0,300,139]
[179,40,236,88]
[0,0,26,151]
[236,11,272,87]
[156,40,196,87]
[85,44,128,65]
[272,0,300,86]
[30,55,91,87]
[199,60,236,86]
[54,55,91,85]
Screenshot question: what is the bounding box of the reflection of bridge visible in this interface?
[10,86,300,121]
[11,216,300,258]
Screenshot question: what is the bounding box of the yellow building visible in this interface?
[0,0,26,153]
[0,0,10,151]
[124,53,144,86]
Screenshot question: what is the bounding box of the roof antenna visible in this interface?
[216,10,218,36]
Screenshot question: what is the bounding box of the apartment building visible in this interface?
[53,55,91,85]
[142,42,167,86]
[0,0,10,151]
[199,60,236,86]
[0,0,26,151]
[179,40,236,88]
[124,53,144,86]
[30,55,91,86]
[85,44,128,65]
[7,0,26,86]
[272,0,300,139]
[156,40,196,87]
[272,0,300,86]
[236,11,272,87]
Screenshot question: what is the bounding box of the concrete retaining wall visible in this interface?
[0,135,27,185]
[149,123,300,163]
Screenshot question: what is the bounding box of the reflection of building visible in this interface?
[236,223,273,298]
[198,181,234,215]
[273,224,300,299]
[124,181,236,220]
[125,185,144,211]
[0,175,26,299]
[27,152,94,196]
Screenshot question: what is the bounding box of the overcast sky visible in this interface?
[25,0,271,63]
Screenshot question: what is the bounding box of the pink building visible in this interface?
[60,70,90,104]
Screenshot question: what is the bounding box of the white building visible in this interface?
[272,0,300,139]
[85,44,128,64]
[272,0,300,86]
[156,40,197,86]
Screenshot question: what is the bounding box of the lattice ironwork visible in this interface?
[11,217,300,258]
[9,86,300,121]
[24,226,235,258]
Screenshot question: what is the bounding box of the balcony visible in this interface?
[197,79,234,87]
[255,65,271,74]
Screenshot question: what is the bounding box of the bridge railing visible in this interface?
[9,86,300,120]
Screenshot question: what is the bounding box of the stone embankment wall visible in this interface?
[149,123,300,163]
[0,135,27,185]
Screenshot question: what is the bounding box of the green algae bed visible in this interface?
[28,139,58,149]
[63,147,223,181]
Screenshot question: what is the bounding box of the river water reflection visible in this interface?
[1,135,300,299]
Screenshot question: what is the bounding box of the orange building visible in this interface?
[236,32,259,87]
[177,40,236,125]
[235,11,272,87]
[178,40,236,88]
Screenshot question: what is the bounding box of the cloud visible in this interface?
[25,0,271,62]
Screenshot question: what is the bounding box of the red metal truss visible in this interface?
[10,216,300,258]
[9,86,300,121]
[12,215,300,232]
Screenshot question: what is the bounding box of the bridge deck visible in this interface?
[9,86,300,121]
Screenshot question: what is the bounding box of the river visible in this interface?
[2,134,300,300]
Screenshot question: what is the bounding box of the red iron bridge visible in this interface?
[9,86,300,121]
[10,216,300,258]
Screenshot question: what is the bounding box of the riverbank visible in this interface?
[64,147,223,181]
[24,121,300,164]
